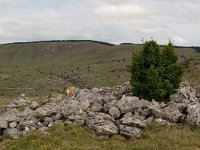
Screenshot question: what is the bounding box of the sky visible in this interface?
[0,0,200,46]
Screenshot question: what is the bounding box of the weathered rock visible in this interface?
[29,101,39,110]
[0,118,8,129]
[4,128,21,139]
[187,103,200,126]
[144,117,153,125]
[68,115,85,126]
[109,107,120,119]
[120,125,142,138]
[88,103,102,112]
[86,112,118,136]
[150,107,163,118]
[52,113,63,121]
[22,127,31,135]
[151,100,161,109]
[61,100,82,117]
[170,82,198,104]
[34,104,57,118]
[116,96,142,114]
[162,105,183,123]
[80,100,90,111]
[120,112,146,128]
[21,107,34,117]
[2,109,20,122]
[43,117,54,126]
[19,118,38,130]
[155,118,175,127]
[112,82,133,98]
[9,122,17,128]
[141,109,151,118]
[37,122,45,129]
[160,102,167,109]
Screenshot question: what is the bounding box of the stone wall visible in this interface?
[0,82,199,140]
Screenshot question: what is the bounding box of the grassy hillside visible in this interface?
[0,40,199,98]
[0,40,200,150]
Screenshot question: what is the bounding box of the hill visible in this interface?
[0,40,199,98]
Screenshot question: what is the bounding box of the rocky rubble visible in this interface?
[0,82,200,140]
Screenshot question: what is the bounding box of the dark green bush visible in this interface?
[130,40,183,101]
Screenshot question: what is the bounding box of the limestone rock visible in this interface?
[120,112,146,128]
[86,112,118,136]
[155,118,175,127]
[120,125,142,138]
[162,105,183,123]
[150,107,163,118]
[2,109,20,122]
[109,107,120,119]
[0,118,8,129]
[68,115,85,126]
[187,103,200,126]
[4,128,21,139]
[116,96,142,114]
[61,100,82,117]
[80,100,90,111]
[29,101,39,110]
[9,122,17,128]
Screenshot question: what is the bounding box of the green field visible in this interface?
[0,40,199,98]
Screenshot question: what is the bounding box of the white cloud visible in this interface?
[0,0,199,46]
[95,4,146,16]
[172,36,186,45]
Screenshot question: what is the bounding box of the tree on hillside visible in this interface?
[130,40,183,101]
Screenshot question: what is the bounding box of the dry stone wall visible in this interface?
[0,82,200,140]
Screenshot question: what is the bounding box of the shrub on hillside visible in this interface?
[130,40,183,101]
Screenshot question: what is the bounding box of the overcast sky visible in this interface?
[0,0,200,46]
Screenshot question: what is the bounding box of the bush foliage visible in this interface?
[130,40,183,101]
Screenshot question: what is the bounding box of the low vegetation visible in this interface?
[130,40,183,101]
[1,123,200,150]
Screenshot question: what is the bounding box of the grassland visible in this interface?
[1,123,200,150]
[0,40,199,98]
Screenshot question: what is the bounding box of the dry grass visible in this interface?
[1,123,200,150]
[0,98,13,106]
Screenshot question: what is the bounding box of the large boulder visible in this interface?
[170,82,198,104]
[86,112,118,136]
[162,105,184,123]
[120,125,142,138]
[187,103,200,126]
[4,128,21,139]
[80,100,90,111]
[1,109,20,122]
[35,103,60,118]
[29,101,39,110]
[109,107,121,119]
[120,112,150,128]
[0,118,8,129]
[61,100,82,117]
[116,96,143,114]
[68,115,85,126]
[150,107,163,118]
